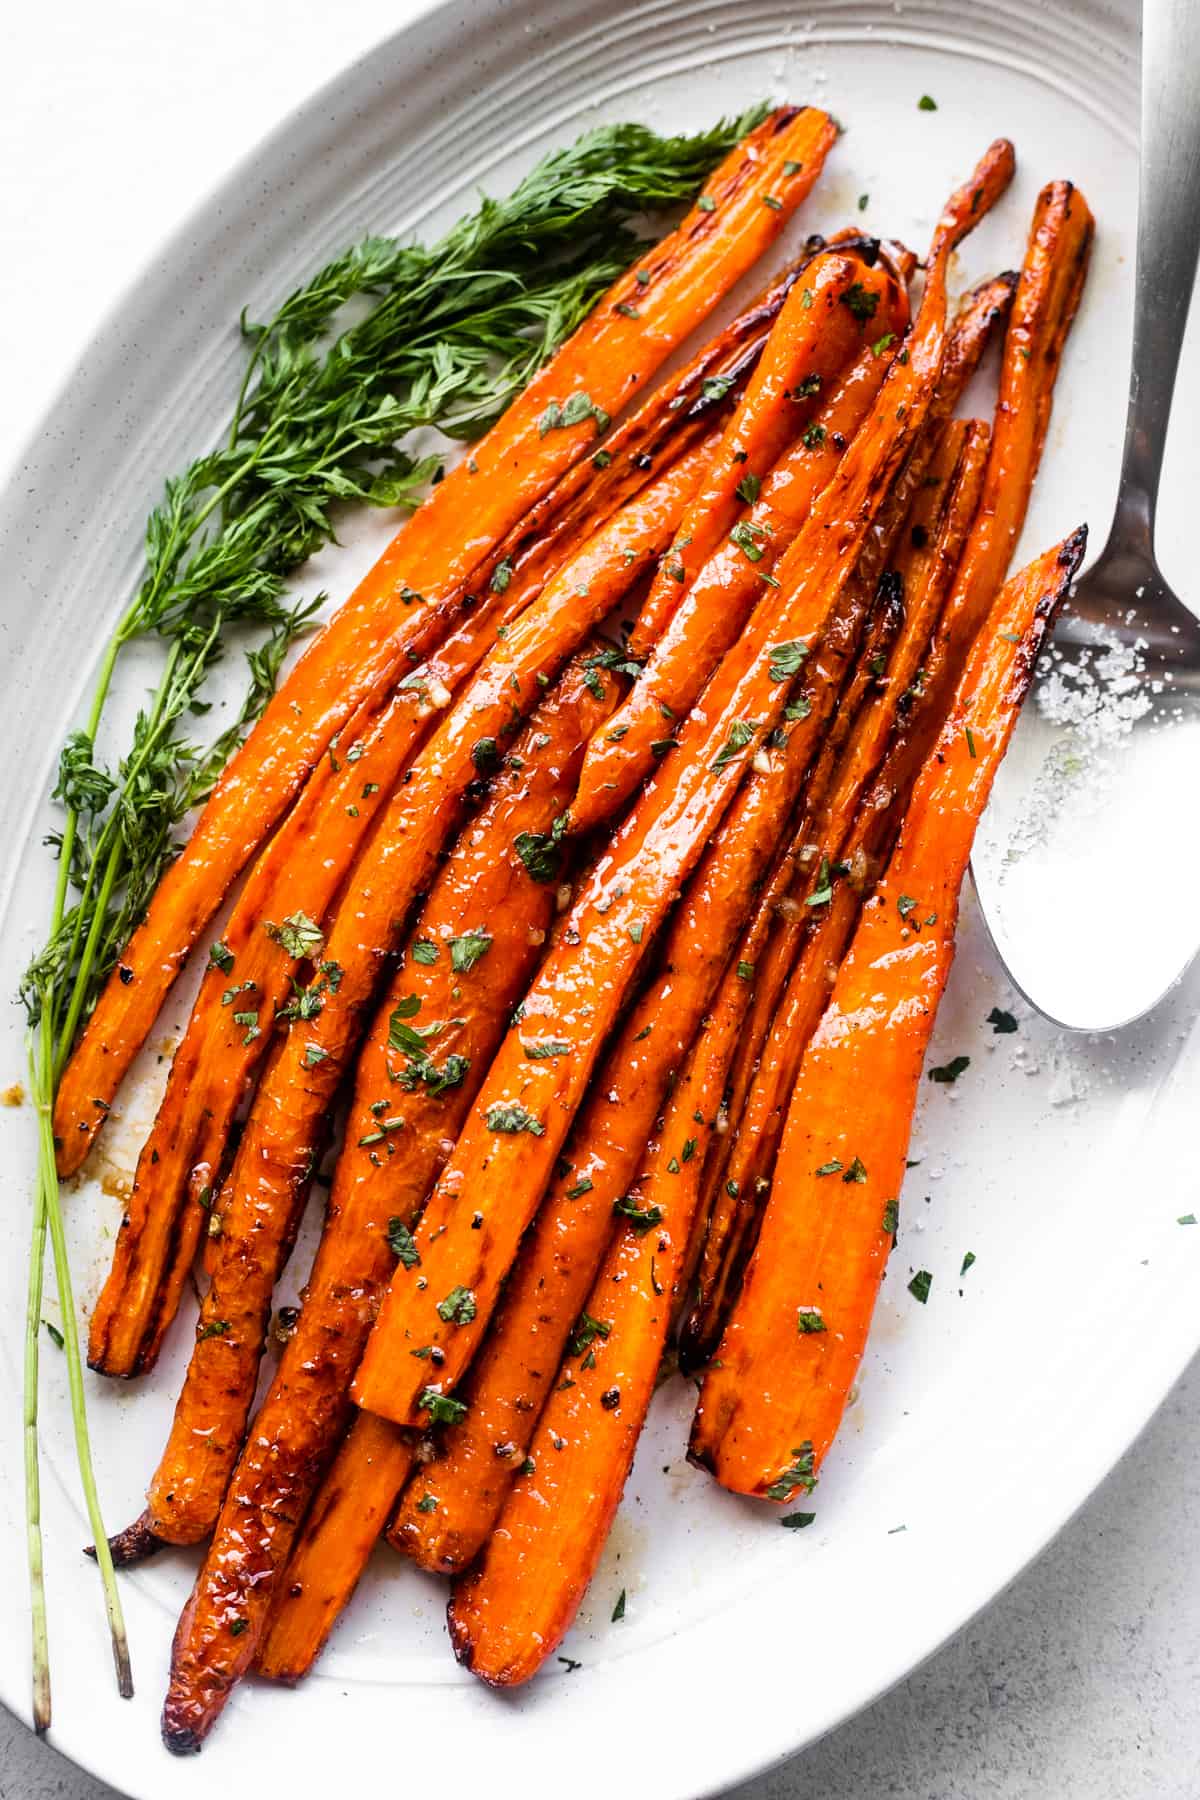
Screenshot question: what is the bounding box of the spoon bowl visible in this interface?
[971,0,1200,1033]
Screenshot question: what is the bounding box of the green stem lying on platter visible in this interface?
[16,105,767,1730]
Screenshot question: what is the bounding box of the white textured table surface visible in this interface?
[2,4,1198,1796]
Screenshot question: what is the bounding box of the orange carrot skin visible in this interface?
[689,530,1086,1498]
[682,418,994,1366]
[90,435,716,1381]
[256,1412,416,1683]
[628,247,880,648]
[925,181,1093,680]
[255,602,822,1662]
[350,142,1014,1433]
[387,679,829,1572]
[56,106,836,1181]
[144,653,620,1546]
[448,951,754,1687]
[159,658,616,1747]
[574,260,912,832]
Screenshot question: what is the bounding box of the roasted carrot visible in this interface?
[348,142,1013,1433]
[681,418,994,1366]
[448,935,757,1686]
[573,261,913,831]
[625,245,887,648]
[56,106,836,1179]
[689,530,1086,1497]
[158,651,620,1747]
[257,641,841,1670]
[143,654,615,1547]
[385,650,846,1574]
[923,180,1093,685]
[256,1411,417,1684]
[90,431,718,1379]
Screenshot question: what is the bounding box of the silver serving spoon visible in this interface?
[972,0,1200,1033]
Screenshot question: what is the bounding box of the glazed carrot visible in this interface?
[255,1411,417,1683]
[450,925,763,1683]
[681,417,993,1367]
[90,432,718,1379]
[349,142,1013,1433]
[385,649,848,1575]
[626,247,884,649]
[258,637,841,1672]
[689,533,1087,1498]
[573,260,912,832]
[923,180,1093,685]
[449,936,758,1686]
[143,654,616,1548]
[55,105,836,1178]
[158,654,619,1747]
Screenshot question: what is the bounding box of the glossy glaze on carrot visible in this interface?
[688,530,1086,1497]
[55,106,836,1178]
[158,652,618,1746]
[89,434,718,1380]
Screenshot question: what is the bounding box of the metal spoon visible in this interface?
[971,0,1200,1033]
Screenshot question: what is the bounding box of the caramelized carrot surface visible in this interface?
[90,435,717,1379]
[689,529,1086,1498]
[159,653,618,1743]
[56,106,836,1179]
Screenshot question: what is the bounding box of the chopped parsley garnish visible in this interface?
[768,639,808,682]
[960,1251,976,1276]
[303,1043,328,1069]
[486,1102,544,1136]
[491,558,514,594]
[450,931,492,974]
[987,1007,1018,1034]
[387,1217,421,1268]
[871,331,896,358]
[908,1269,933,1303]
[418,1389,469,1425]
[514,812,569,883]
[613,1196,664,1234]
[199,1319,230,1340]
[436,1285,477,1326]
[471,736,501,776]
[806,857,833,907]
[611,1589,627,1622]
[843,1156,868,1184]
[737,960,755,981]
[539,391,610,436]
[208,941,235,974]
[882,1198,900,1239]
[928,1055,970,1084]
[268,910,325,960]
[736,472,761,504]
[568,1311,612,1358]
[730,519,769,563]
[765,1442,816,1502]
[781,1511,816,1529]
[410,939,439,965]
[918,93,938,110]
[802,421,827,449]
[796,1307,826,1335]
[565,1176,593,1199]
[816,1159,843,1177]
[415,1494,438,1513]
[712,718,758,771]
[524,1038,570,1060]
[841,282,880,323]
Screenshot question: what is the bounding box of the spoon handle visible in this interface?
[1113,0,1200,555]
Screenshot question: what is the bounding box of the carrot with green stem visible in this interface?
[55,105,837,1177]
[688,528,1086,1497]
[89,431,720,1380]
[348,141,1016,1437]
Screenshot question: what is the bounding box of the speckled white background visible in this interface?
[2,3,1198,1796]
